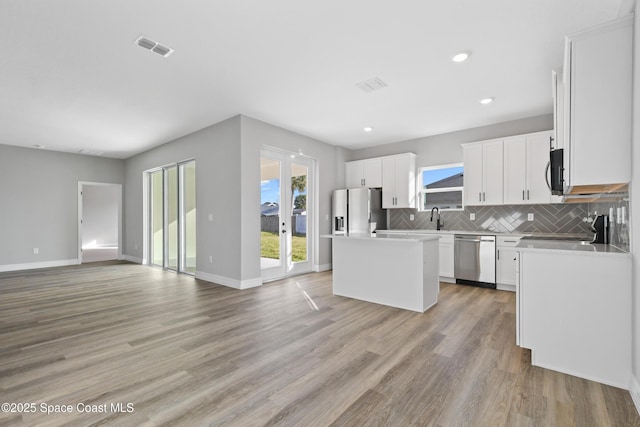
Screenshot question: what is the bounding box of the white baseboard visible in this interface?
[631,374,640,416]
[497,283,516,292]
[440,277,455,284]
[313,263,332,272]
[530,351,629,390]
[195,271,262,290]
[0,259,79,273]
[122,255,143,264]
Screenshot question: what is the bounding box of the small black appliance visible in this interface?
[591,214,610,244]
[549,148,564,195]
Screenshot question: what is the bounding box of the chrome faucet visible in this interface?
[430,207,443,231]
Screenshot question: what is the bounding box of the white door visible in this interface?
[483,141,504,205]
[345,161,363,188]
[463,144,484,206]
[527,132,553,204]
[261,149,314,281]
[503,137,527,204]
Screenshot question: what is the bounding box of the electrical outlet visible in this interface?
[209,255,213,263]
[528,213,535,221]
[409,214,414,221]
[134,243,138,250]
[470,213,476,221]
[208,213,214,221]
[33,248,39,254]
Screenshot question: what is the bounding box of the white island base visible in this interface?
[325,234,440,313]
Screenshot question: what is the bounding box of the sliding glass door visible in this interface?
[148,160,196,275]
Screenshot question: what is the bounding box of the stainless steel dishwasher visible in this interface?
[454,234,496,288]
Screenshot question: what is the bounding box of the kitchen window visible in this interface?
[418,163,464,211]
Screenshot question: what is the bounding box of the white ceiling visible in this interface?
[0,0,628,159]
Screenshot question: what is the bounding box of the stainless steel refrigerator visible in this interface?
[332,188,387,235]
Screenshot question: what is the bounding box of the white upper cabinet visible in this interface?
[463,140,503,206]
[551,69,564,151]
[563,16,632,193]
[345,158,382,188]
[382,153,416,209]
[503,131,553,205]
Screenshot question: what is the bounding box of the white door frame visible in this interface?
[261,147,315,281]
[77,182,123,264]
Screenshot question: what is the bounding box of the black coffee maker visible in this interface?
[591,214,610,244]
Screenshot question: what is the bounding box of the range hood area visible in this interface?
[562,183,629,203]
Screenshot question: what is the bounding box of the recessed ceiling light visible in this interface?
[364,127,374,132]
[480,97,494,105]
[452,51,471,63]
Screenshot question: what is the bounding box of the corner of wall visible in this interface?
[631,374,640,416]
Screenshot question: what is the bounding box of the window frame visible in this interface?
[417,162,464,212]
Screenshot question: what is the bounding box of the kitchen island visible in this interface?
[322,233,440,312]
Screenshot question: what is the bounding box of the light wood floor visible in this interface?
[0,262,638,427]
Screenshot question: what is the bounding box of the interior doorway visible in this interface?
[146,160,196,275]
[78,182,122,263]
[260,148,314,281]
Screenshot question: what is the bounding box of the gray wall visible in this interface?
[0,144,124,266]
[124,116,243,280]
[82,185,119,247]
[123,114,341,283]
[349,114,553,168]
[631,6,640,397]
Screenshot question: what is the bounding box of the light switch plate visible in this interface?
[528,213,534,221]
[409,214,414,221]
[208,213,214,221]
[470,213,475,221]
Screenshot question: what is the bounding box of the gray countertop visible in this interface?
[376,229,593,240]
[321,233,440,242]
[515,240,629,255]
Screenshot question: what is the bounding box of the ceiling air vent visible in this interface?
[134,35,174,58]
[355,77,388,93]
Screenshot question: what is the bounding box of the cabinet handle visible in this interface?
[479,192,482,202]
[527,190,530,200]
[363,178,366,186]
[483,192,486,202]
[497,250,500,260]
[522,190,525,201]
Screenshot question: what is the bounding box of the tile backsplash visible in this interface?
[389,200,629,249]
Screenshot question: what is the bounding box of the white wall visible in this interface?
[0,144,124,269]
[349,114,553,168]
[631,5,640,402]
[82,185,119,247]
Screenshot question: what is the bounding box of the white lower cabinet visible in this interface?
[437,234,454,279]
[517,248,631,388]
[376,231,453,280]
[496,236,522,290]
